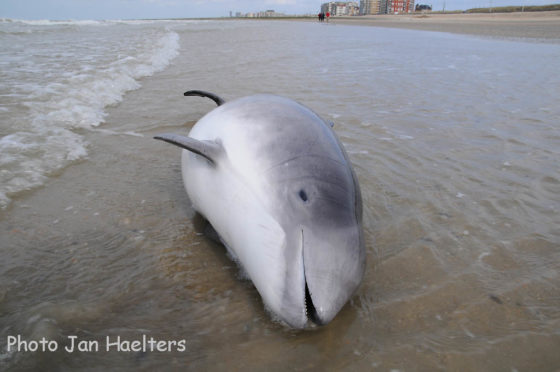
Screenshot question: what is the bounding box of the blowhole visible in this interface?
[299,189,308,202]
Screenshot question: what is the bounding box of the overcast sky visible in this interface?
[0,0,554,20]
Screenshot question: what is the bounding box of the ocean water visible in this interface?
[0,19,180,208]
[1,19,559,370]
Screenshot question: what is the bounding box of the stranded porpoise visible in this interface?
[155,90,365,328]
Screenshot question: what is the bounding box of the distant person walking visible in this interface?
[326,12,330,22]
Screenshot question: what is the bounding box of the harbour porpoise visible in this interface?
[155,90,365,328]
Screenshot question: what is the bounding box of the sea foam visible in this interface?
[0,20,180,208]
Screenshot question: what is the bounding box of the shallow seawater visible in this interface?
[1,20,559,370]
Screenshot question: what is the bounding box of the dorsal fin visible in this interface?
[184,90,225,106]
[154,133,222,164]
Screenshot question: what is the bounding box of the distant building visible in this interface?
[346,2,361,15]
[321,2,334,15]
[379,0,388,13]
[388,0,414,13]
[360,0,414,14]
[321,2,360,16]
[359,0,381,15]
[242,9,286,17]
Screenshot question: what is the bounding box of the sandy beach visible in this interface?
[322,11,560,40]
[1,19,559,370]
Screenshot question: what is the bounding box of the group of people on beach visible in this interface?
[317,12,330,22]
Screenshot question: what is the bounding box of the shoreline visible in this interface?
[275,11,560,41]
[314,11,560,40]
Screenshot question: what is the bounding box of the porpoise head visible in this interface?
[272,168,366,327]
[155,92,366,328]
[256,106,366,328]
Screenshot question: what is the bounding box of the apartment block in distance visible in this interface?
[321,2,360,16]
[359,0,381,15]
[387,0,415,14]
[360,0,414,14]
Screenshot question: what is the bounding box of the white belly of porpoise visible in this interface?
[180,133,288,316]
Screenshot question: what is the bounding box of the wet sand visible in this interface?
[321,11,560,41]
[1,20,559,370]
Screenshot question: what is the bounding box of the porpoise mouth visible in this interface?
[304,280,321,325]
[302,229,322,326]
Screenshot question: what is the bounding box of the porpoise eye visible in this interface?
[299,189,308,202]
